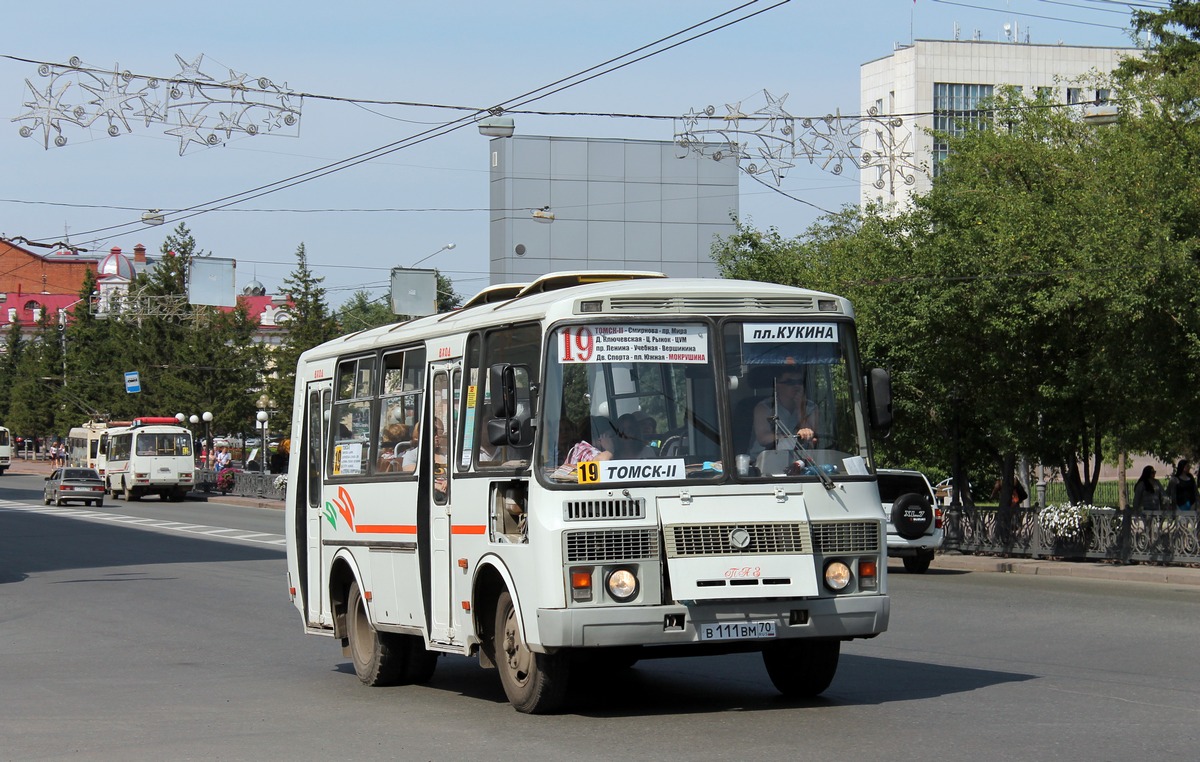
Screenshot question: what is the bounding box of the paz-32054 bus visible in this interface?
[284,272,894,713]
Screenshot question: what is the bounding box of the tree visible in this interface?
[265,243,341,429]
[337,291,396,333]
[0,317,24,421]
[1120,0,1200,80]
[7,310,62,446]
[713,82,1200,506]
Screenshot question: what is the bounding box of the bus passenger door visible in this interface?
[428,365,457,644]
[303,380,333,627]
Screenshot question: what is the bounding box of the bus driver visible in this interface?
[749,367,820,456]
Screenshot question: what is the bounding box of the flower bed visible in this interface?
[216,468,237,494]
[1038,502,1093,544]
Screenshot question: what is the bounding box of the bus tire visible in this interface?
[346,581,406,686]
[762,638,840,698]
[494,590,569,714]
[402,636,439,684]
[123,481,138,502]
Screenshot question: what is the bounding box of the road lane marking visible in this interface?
[0,501,285,547]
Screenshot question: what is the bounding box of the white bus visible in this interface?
[0,425,11,474]
[67,421,112,471]
[103,417,196,501]
[284,272,894,713]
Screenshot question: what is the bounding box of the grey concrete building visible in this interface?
[487,135,739,285]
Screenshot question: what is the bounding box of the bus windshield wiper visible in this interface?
[768,414,835,491]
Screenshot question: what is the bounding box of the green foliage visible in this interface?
[264,243,341,430]
[337,291,397,333]
[711,77,1200,501]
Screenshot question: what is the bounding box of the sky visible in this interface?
[1,0,1145,308]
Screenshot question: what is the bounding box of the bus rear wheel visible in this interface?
[493,590,569,714]
[762,639,840,698]
[122,481,139,501]
[346,581,406,686]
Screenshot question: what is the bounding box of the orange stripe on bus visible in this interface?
[355,525,417,534]
[451,525,487,535]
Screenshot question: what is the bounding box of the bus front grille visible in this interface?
[664,522,811,557]
[565,528,660,562]
[809,521,881,553]
[563,497,645,521]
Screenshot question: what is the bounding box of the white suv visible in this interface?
[877,469,943,573]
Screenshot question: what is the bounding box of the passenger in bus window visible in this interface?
[563,417,618,465]
[378,423,408,471]
[401,423,422,473]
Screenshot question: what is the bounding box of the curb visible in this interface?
[904,553,1200,588]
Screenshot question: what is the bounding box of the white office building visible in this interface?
[860,39,1139,211]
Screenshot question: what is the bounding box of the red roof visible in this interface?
[0,294,88,327]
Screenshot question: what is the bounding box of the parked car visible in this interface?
[877,468,943,573]
[43,467,106,507]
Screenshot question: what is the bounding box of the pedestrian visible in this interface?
[215,445,232,472]
[1132,465,1165,512]
[1167,459,1197,511]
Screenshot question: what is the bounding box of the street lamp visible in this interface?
[409,242,456,269]
[202,411,213,468]
[256,410,269,475]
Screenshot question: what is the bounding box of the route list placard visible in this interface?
[557,324,708,364]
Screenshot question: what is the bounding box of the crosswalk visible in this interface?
[0,499,286,547]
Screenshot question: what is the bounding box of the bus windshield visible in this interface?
[537,319,871,487]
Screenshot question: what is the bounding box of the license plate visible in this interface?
[697,621,776,641]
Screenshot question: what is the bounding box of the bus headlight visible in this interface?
[605,568,639,602]
[823,561,852,591]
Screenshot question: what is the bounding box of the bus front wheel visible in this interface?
[762,638,840,698]
[346,581,405,686]
[493,590,569,714]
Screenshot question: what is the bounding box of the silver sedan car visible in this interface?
[43,467,106,507]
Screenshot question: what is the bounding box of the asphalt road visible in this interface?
[2,471,1198,761]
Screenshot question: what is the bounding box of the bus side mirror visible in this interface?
[488,362,533,447]
[868,368,893,433]
[489,364,521,418]
[487,415,532,447]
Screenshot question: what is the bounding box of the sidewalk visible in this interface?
[11,457,1200,587]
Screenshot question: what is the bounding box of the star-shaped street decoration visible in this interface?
[13,54,304,154]
[753,140,795,185]
[133,93,166,127]
[754,90,791,133]
[680,106,705,133]
[13,77,80,148]
[223,69,249,99]
[172,54,214,98]
[215,107,249,138]
[79,67,137,134]
[723,102,748,130]
[164,109,211,155]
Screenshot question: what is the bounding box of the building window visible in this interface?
[933,83,994,176]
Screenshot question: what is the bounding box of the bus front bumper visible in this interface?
[535,594,889,649]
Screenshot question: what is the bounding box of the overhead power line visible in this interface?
[22,0,791,251]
